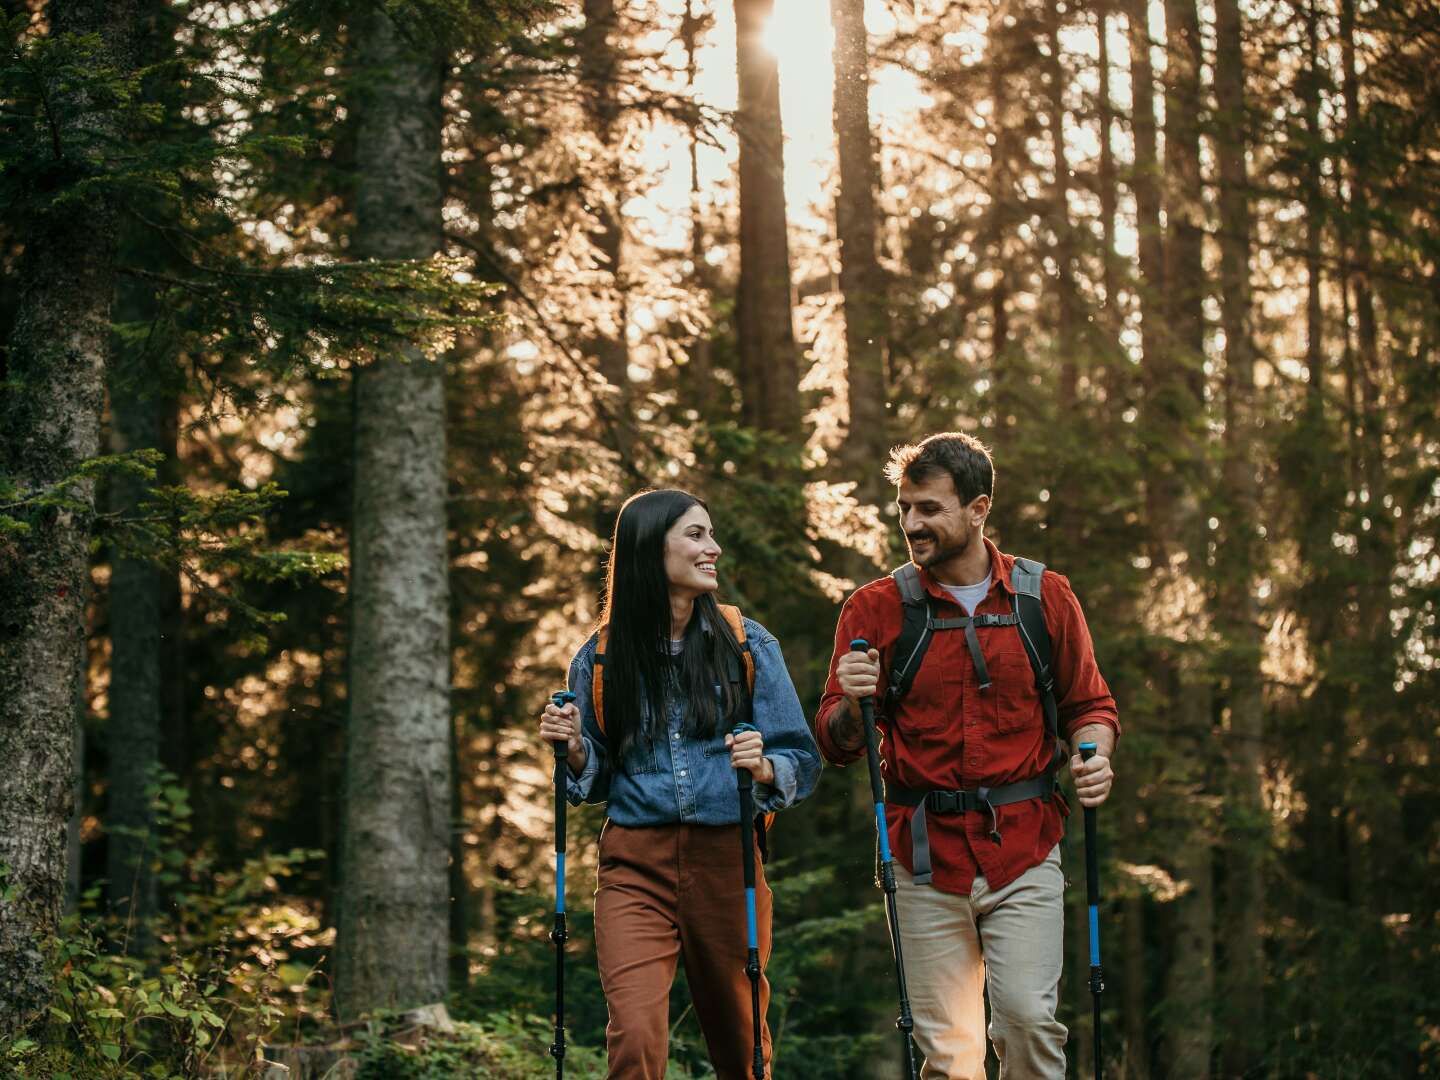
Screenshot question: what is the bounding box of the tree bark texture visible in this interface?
[734,0,801,438]
[829,0,889,503]
[1212,0,1266,1069]
[334,8,452,1020]
[0,0,137,1036]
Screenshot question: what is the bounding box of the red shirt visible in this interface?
[816,538,1120,894]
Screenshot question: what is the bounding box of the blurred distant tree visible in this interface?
[829,0,889,503]
[734,0,800,439]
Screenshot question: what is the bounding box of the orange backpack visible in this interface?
[592,605,774,856]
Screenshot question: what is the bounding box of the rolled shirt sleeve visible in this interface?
[1042,572,1121,745]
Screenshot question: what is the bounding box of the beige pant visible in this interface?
[892,846,1067,1080]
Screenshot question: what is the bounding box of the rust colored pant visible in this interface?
[595,821,773,1079]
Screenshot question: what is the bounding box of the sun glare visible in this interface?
[633,0,932,244]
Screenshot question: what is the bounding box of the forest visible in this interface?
[0,0,1437,1076]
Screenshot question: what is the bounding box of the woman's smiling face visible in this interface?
[663,504,721,598]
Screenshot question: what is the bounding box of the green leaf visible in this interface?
[100,1043,121,1061]
[161,998,187,1018]
[48,1005,72,1023]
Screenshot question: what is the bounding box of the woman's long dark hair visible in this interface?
[600,489,747,760]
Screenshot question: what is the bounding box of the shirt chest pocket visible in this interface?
[988,635,1042,734]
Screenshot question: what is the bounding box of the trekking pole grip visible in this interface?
[1079,742,1100,904]
[550,691,576,763]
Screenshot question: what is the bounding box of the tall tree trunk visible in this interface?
[683,0,715,417]
[106,375,169,936]
[578,0,632,412]
[1338,0,1382,506]
[1302,0,1325,428]
[0,0,137,1035]
[1122,889,1150,1079]
[1139,0,1215,1072]
[830,0,888,503]
[1124,0,1164,472]
[985,17,1014,429]
[734,0,801,438]
[106,227,180,938]
[334,8,452,1019]
[1095,1,1127,417]
[1337,0,1395,902]
[1043,0,1080,401]
[1213,0,1266,1069]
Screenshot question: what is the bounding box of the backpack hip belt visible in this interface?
[880,556,1064,886]
[887,774,1059,884]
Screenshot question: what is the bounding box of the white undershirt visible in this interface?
[943,578,991,616]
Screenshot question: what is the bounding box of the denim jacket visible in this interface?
[566,617,821,826]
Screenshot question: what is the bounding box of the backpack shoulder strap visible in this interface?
[1010,558,1061,763]
[593,624,610,736]
[716,604,755,692]
[717,605,773,858]
[887,563,935,707]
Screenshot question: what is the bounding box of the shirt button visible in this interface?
[672,732,679,740]
[680,769,688,777]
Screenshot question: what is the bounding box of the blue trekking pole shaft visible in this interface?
[549,690,576,1078]
[852,640,918,1080]
[732,722,766,1079]
[1080,741,1103,1080]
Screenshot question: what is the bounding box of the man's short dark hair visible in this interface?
[884,432,995,505]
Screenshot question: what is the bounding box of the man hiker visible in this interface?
[816,432,1119,1079]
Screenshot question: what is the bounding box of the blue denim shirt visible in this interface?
[565,618,821,826]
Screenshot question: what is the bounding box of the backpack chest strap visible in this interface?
[926,611,1019,690]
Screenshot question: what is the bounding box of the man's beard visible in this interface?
[908,526,972,568]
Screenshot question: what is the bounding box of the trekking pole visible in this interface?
[852,639,919,1080]
[731,720,767,1080]
[1079,741,1104,1080]
[549,690,577,1079]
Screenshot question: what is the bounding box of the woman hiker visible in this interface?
[538,488,821,1079]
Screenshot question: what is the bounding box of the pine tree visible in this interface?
[0,0,139,1034]
[333,5,453,1018]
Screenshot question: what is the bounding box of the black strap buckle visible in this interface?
[924,789,969,814]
